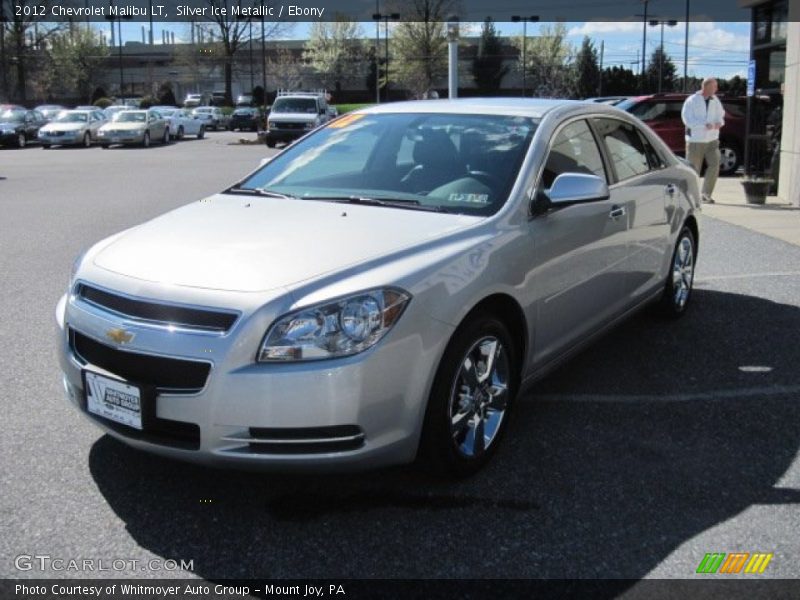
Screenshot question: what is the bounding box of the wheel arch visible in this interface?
[457,293,528,373]
[684,213,700,257]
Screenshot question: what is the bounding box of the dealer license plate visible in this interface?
[84,370,143,430]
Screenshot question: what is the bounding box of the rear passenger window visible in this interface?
[638,130,666,169]
[593,118,651,181]
[541,120,606,188]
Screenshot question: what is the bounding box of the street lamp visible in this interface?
[511,15,539,97]
[372,11,399,102]
[447,16,459,99]
[649,18,678,93]
[106,0,133,100]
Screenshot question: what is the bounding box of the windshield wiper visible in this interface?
[302,195,445,212]
[225,186,300,199]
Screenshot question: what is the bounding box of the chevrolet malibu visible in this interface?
[56,99,701,475]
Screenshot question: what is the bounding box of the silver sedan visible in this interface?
[56,99,701,475]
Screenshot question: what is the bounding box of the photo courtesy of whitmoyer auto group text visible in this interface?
[1,0,799,598]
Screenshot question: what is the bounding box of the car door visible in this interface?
[592,117,672,302]
[528,118,631,368]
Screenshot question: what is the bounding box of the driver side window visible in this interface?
[541,120,606,188]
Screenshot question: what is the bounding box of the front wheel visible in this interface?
[419,314,518,477]
[142,131,150,148]
[658,226,696,317]
[162,127,170,144]
[16,133,26,148]
[177,126,184,140]
[196,126,205,139]
[83,132,91,148]
[266,139,276,148]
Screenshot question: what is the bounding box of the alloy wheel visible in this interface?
[448,336,510,459]
[672,234,695,310]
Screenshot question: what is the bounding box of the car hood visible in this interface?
[42,123,85,132]
[269,112,317,122]
[102,122,146,131]
[92,193,480,292]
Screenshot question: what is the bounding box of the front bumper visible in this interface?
[39,132,83,145]
[265,128,310,143]
[98,131,146,145]
[55,281,451,471]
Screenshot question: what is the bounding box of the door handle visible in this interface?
[609,205,626,220]
[665,183,678,196]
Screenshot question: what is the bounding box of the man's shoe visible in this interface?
[702,194,715,204]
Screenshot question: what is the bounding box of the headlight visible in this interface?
[69,247,89,289]
[258,288,411,362]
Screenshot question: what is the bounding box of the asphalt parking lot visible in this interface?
[1,131,799,586]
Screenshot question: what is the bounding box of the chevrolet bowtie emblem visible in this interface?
[106,328,134,344]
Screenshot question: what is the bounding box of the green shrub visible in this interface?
[138,95,158,109]
[93,97,113,109]
[334,103,374,114]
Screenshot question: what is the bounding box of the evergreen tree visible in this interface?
[471,18,509,96]
[574,36,600,99]
[601,66,639,96]
[645,46,677,93]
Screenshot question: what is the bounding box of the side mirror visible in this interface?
[531,173,610,215]
[548,173,609,205]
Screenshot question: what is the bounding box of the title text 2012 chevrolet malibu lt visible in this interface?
[56,99,701,476]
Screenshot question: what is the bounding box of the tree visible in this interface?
[267,46,303,91]
[601,66,639,96]
[645,46,677,93]
[471,18,508,96]
[718,75,746,97]
[512,23,576,98]
[3,2,64,102]
[157,82,177,106]
[574,36,600,99]
[44,27,108,102]
[196,4,293,104]
[303,17,364,93]
[391,0,455,99]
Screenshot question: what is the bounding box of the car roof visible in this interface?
[359,98,579,119]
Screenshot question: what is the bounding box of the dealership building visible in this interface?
[741,0,799,206]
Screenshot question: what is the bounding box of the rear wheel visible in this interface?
[177,126,184,140]
[718,143,740,175]
[162,127,170,144]
[42,144,50,150]
[16,133,26,148]
[419,314,518,477]
[82,132,91,148]
[266,139,276,148]
[142,131,150,148]
[197,126,205,139]
[658,226,696,317]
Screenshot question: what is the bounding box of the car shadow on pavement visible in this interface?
[88,289,800,584]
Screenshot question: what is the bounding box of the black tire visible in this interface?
[142,131,150,148]
[658,226,696,318]
[83,132,91,148]
[16,133,26,148]
[162,127,170,144]
[418,313,519,477]
[718,142,740,176]
[177,126,184,140]
[42,144,50,150]
[197,126,205,139]
[101,144,110,149]
[266,139,276,148]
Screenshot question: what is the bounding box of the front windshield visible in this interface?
[114,112,146,123]
[1,110,25,122]
[55,112,88,123]
[159,109,175,116]
[237,112,537,216]
[271,98,317,114]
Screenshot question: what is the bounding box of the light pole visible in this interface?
[0,5,7,102]
[640,0,649,91]
[106,1,132,100]
[447,16,459,99]
[372,12,399,102]
[511,15,539,97]
[261,0,266,108]
[649,19,677,93]
[683,0,690,91]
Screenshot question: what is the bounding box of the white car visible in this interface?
[191,106,225,131]
[152,107,206,140]
[38,110,107,148]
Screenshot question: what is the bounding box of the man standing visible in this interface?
[681,77,725,203]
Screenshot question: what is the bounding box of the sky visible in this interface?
[109,20,751,81]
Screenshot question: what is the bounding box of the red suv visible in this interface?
[618,94,770,175]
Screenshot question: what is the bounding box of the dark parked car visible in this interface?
[229,107,260,131]
[0,106,47,148]
[618,93,771,175]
